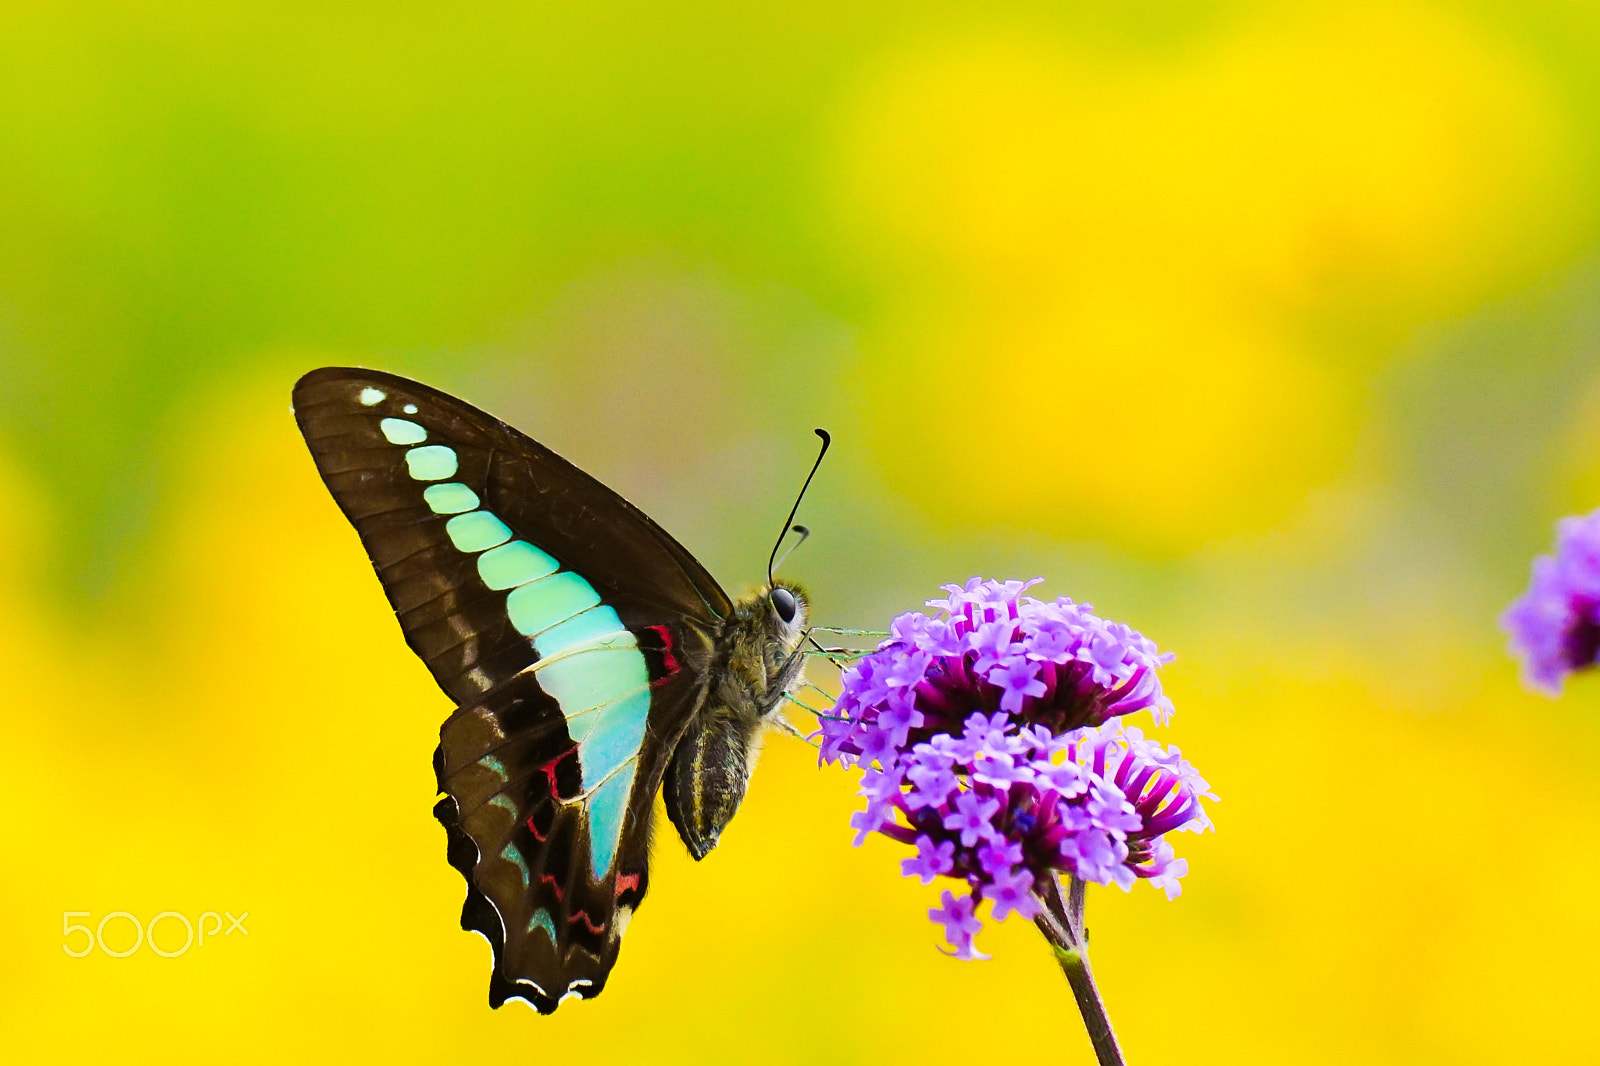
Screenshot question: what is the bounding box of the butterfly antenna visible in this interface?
[772,524,810,573]
[767,428,831,585]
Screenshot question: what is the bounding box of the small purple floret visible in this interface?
[1503,507,1600,695]
[929,889,989,960]
[984,865,1043,922]
[943,790,1003,848]
[818,577,1212,959]
[902,835,956,884]
[976,838,1024,878]
[993,655,1047,714]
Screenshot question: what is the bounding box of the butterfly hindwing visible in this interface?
[291,367,734,1009]
[434,656,709,1009]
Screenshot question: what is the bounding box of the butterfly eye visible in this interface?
[770,587,797,624]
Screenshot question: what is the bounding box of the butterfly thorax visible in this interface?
[662,580,809,860]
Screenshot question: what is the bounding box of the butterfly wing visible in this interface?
[434,653,707,1010]
[292,366,731,1009]
[292,366,732,703]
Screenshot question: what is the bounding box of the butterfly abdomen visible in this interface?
[661,585,809,860]
[662,708,761,860]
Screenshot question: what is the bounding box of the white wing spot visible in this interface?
[359,387,386,406]
[403,403,418,414]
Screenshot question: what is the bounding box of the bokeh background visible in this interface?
[5,1,1600,1062]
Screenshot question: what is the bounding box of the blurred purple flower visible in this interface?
[1503,508,1600,695]
[819,578,1213,957]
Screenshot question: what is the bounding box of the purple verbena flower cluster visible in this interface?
[820,578,1174,767]
[819,578,1214,959]
[1503,507,1600,695]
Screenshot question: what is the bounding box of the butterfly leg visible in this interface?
[767,709,811,740]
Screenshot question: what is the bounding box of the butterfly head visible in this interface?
[716,578,810,716]
[763,578,808,655]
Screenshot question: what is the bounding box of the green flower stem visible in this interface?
[1035,876,1125,1066]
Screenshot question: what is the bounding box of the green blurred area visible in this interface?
[7,2,1600,1063]
[4,1,1600,594]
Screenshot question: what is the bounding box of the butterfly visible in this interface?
[291,367,822,1012]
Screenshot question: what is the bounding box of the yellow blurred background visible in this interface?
[5,1,1600,1062]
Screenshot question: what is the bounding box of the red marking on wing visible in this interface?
[614,873,641,897]
[537,747,576,795]
[525,815,546,842]
[568,909,606,935]
[539,872,564,900]
[649,624,679,687]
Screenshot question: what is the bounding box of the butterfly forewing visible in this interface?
[293,367,731,702]
[291,367,733,1010]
